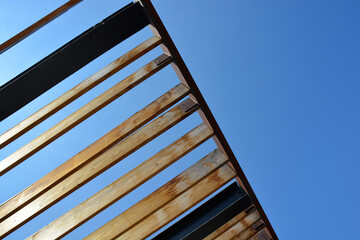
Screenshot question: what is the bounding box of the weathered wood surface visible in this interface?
[247,228,272,240]
[215,211,260,240]
[0,54,172,176]
[27,123,213,239]
[115,164,236,240]
[0,83,189,223]
[0,36,161,149]
[204,208,251,240]
[85,148,227,240]
[0,100,197,238]
[233,220,264,240]
[0,0,82,54]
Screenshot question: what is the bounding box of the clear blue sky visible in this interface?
[0,0,359,239]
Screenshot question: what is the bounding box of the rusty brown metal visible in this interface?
[136,1,278,239]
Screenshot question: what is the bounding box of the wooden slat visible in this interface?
[115,164,236,240]
[215,211,261,240]
[0,83,189,222]
[137,2,278,239]
[27,123,213,239]
[233,220,264,240]
[0,100,197,238]
[204,208,251,240]
[0,0,82,54]
[0,54,172,176]
[0,36,161,149]
[247,228,272,240]
[85,148,227,240]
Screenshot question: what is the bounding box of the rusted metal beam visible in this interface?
[0,0,82,54]
[136,1,278,239]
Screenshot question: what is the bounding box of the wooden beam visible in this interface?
[84,148,227,240]
[115,164,236,240]
[0,0,82,54]
[137,1,278,239]
[0,36,161,149]
[0,99,198,239]
[0,2,150,122]
[204,207,252,240]
[0,54,172,176]
[247,228,272,240]
[0,83,189,222]
[26,123,213,239]
[215,211,261,240]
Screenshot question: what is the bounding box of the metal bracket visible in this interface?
[179,98,197,112]
[153,53,171,66]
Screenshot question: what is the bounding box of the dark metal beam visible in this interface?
[137,1,278,239]
[0,2,149,122]
[152,182,251,240]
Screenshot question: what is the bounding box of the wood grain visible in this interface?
[215,211,260,240]
[115,164,236,240]
[85,148,227,240]
[30,125,215,239]
[0,83,189,223]
[0,54,172,176]
[0,100,197,239]
[204,208,251,239]
[0,0,82,54]
[0,36,161,149]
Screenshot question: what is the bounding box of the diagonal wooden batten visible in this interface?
[114,164,236,240]
[231,220,264,240]
[0,0,82,54]
[0,83,189,222]
[28,124,214,240]
[0,53,172,176]
[204,208,253,240]
[84,148,227,240]
[0,99,198,239]
[0,36,161,149]
[215,211,261,240]
[247,228,272,240]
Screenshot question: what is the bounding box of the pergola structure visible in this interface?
[0,1,277,239]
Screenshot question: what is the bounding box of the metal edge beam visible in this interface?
[0,2,149,121]
[136,1,278,239]
[152,182,250,240]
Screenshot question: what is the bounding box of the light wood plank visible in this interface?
[233,220,264,240]
[115,164,236,240]
[0,100,197,239]
[0,54,172,176]
[0,0,82,54]
[85,148,227,240]
[0,36,161,149]
[215,211,260,240]
[26,123,213,239]
[0,83,189,222]
[204,208,251,240]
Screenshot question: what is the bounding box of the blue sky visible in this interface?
[0,0,359,239]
